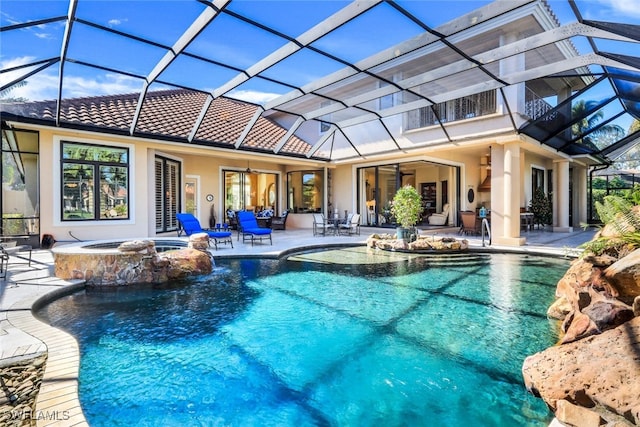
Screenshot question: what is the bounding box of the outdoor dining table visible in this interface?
[327,216,347,235]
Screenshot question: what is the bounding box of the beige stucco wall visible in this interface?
[32,126,326,241]
[11,114,590,246]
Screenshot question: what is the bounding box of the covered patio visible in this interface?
[1,0,639,248]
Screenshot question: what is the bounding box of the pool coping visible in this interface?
[6,279,87,427]
[6,241,581,426]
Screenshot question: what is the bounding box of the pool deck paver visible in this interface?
[0,226,597,426]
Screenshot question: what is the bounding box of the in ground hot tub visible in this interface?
[52,237,212,286]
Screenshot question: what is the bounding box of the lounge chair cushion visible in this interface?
[176,213,233,249]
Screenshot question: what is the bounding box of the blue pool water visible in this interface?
[36,249,568,426]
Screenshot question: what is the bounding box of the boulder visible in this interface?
[604,248,640,305]
[582,253,618,268]
[523,316,640,425]
[163,248,212,279]
[555,399,602,427]
[547,296,572,320]
[582,299,634,332]
[556,258,619,303]
[117,239,156,253]
[560,311,598,344]
[366,233,395,249]
[367,234,468,252]
[188,233,210,251]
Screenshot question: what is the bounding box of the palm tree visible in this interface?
[571,99,625,150]
[0,81,28,102]
[612,120,640,170]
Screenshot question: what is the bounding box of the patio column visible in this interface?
[553,159,572,232]
[491,142,526,246]
[572,164,588,227]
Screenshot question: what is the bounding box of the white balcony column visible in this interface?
[491,142,526,246]
[553,159,572,232]
[500,33,525,114]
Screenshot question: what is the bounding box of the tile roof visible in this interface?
[1,89,314,157]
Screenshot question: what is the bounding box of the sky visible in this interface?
[0,0,639,106]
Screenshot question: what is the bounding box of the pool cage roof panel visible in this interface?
[519,66,640,158]
[0,0,639,162]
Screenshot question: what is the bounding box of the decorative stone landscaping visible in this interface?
[522,222,640,426]
[366,233,469,252]
[0,352,47,426]
[52,235,213,286]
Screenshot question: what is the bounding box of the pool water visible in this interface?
[36,248,568,426]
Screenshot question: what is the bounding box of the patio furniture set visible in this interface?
[176,211,279,249]
[312,213,361,236]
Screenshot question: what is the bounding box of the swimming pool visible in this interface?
[36,248,567,426]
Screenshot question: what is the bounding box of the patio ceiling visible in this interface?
[1,0,639,162]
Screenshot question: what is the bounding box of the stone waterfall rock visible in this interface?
[162,247,212,279]
[604,248,640,305]
[522,317,640,426]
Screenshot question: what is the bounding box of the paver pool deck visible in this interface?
[0,226,597,426]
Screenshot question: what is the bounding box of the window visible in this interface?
[61,142,129,220]
[287,170,324,213]
[2,128,39,238]
[378,76,401,110]
[532,167,545,194]
[155,156,180,232]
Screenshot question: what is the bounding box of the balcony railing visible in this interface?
[524,87,554,121]
[405,90,497,130]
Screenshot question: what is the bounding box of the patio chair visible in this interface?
[427,204,450,225]
[176,213,233,250]
[226,209,238,230]
[313,213,327,236]
[459,211,480,235]
[271,210,289,230]
[237,211,273,246]
[339,213,361,236]
[0,243,33,279]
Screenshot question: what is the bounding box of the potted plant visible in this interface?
[391,185,422,241]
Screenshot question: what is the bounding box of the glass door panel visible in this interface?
[378,165,398,226]
[185,177,197,215]
[225,171,242,211]
[225,171,278,214]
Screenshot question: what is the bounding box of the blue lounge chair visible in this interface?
[237,211,272,246]
[176,213,233,250]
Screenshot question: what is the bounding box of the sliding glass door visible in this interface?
[358,161,458,227]
[224,170,277,213]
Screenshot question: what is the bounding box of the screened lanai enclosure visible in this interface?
[1,0,639,242]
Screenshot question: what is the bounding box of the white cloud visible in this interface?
[597,0,640,19]
[2,64,143,101]
[0,56,37,70]
[227,89,281,105]
[61,73,142,98]
[108,18,127,28]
